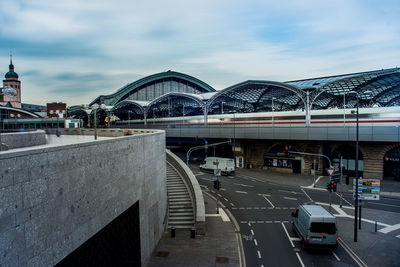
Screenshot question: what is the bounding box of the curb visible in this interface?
[338,237,367,267]
[203,190,246,267]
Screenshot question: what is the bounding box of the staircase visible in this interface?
[166,163,195,229]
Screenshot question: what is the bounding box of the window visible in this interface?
[310,222,336,234]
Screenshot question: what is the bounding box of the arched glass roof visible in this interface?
[207,80,306,114]
[145,92,205,118]
[286,68,400,109]
[90,71,216,106]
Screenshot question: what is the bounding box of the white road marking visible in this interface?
[283,197,298,201]
[379,223,400,234]
[301,188,313,201]
[257,250,261,259]
[251,229,255,235]
[248,222,251,226]
[332,251,341,261]
[291,237,301,242]
[220,208,230,222]
[220,188,227,191]
[224,197,229,202]
[279,190,300,195]
[274,220,280,223]
[249,221,256,224]
[241,221,247,224]
[254,238,258,246]
[258,193,271,197]
[230,202,235,206]
[234,183,254,187]
[296,252,305,267]
[281,222,294,248]
[262,195,275,208]
[396,235,400,239]
[218,194,222,197]
[235,190,248,194]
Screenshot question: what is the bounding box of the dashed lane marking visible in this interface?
[283,197,298,201]
[279,190,301,195]
[254,239,258,246]
[281,222,294,248]
[234,183,254,187]
[332,251,341,261]
[230,202,235,206]
[257,193,271,197]
[235,190,248,194]
[296,252,305,267]
[224,197,229,202]
[251,229,255,235]
[291,237,301,242]
[257,250,261,259]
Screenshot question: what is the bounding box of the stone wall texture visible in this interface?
[0,130,167,266]
[1,130,47,150]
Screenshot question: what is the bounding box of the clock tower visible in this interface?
[2,54,21,108]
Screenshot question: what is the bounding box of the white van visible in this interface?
[291,204,338,249]
[199,157,235,175]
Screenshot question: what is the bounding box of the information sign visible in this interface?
[353,179,380,200]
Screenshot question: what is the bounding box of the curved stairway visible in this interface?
[166,163,195,229]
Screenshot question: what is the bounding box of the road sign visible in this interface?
[326,168,335,177]
[353,179,380,200]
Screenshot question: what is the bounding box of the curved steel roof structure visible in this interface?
[83,68,400,123]
[207,80,306,115]
[286,68,400,109]
[90,70,216,107]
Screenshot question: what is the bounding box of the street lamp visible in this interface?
[91,103,106,140]
[221,101,226,114]
[348,90,372,242]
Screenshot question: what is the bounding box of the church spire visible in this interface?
[9,51,14,72]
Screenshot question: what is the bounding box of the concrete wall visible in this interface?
[0,130,167,266]
[1,130,46,150]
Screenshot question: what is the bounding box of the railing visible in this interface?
[166,149,206,234]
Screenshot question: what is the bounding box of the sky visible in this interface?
[0,0,399,106]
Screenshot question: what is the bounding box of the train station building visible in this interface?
[68,68,400,180]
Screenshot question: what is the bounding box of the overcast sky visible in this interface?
[1,0,399,106]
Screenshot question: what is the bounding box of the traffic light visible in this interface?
[332,182,337,192]
[326,182,332,192]
[213,180,221,190]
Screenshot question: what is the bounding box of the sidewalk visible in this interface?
[147,192,241,267]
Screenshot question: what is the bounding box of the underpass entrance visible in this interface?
[57,201,141,267]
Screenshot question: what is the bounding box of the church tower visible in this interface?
[2,54,21,108]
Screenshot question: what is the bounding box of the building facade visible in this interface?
[1,56,21,108]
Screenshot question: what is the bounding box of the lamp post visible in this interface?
[91,103,106,140]
[348,90,372,242]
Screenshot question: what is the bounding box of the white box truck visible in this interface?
[199,157,235,175]
[291,204,338,249]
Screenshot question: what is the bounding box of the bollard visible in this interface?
[191,227,196,238]
[171,227,176,238]
[375,221,377,233]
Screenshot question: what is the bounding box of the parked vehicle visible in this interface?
[200,157,235,175]
[291,204,338,249]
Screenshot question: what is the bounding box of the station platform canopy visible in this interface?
[70,68,400,122]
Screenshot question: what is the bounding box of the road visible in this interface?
[191,167,362,267]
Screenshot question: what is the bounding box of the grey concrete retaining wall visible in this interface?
[0,130,167,266]
[1,130,46,150]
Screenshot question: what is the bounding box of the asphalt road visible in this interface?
[192,168,360,267]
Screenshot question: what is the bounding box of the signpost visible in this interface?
[326,168,335,177]
[353,179,381,200]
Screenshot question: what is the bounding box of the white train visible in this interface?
[121,107,400,128]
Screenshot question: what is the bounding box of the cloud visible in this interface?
[0,0,399,105]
